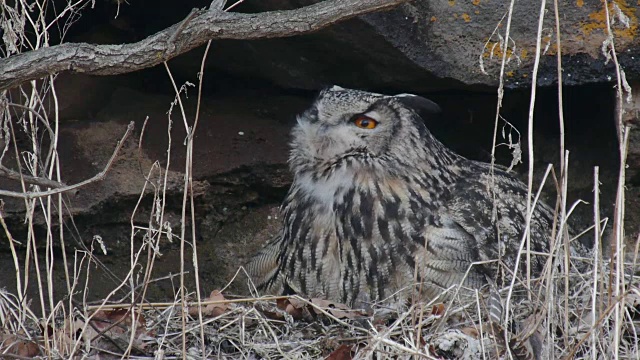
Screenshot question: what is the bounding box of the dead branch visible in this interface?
[0,0,408,91]
[0,122,134,200]
[0,165,66,188]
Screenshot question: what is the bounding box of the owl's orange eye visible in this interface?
[353,115,378,129]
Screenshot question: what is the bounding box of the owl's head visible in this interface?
[290,86,443,175]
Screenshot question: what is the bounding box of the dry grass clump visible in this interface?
[3,257,637,359]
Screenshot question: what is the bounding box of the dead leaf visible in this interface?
[272,297,368,323]
[326,344,353,360]
[461,326,480,338]
[509,311,544,360]
[91,308,145,333]
[78,308,154,352]
[256,301,285,321]
[309,298,367,319]
[277,297,311,320]
[189,290,232,317]
[0,334,40,357]
[430,303,446,317]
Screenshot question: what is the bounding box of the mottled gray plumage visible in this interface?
[248,86,588,307]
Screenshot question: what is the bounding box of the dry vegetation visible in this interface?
[1,0,639,359]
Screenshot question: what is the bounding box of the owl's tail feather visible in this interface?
[246,234,285,295]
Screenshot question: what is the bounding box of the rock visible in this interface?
[0,86,296,301]
[620,81,640,184]
[203,0,640,91]
[59,0,639,92]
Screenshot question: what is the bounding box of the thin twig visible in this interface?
[162,61,189,358]
[0,121,134,199]
[591,166,600,360]
[165,8,198,58]
[189,38,213,358]
[85,295,291,311]
[603,1,631,356]
[523,0,547,303]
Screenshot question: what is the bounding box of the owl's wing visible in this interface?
[419,213,490,295]
[246,233,285,295]
[442,168,553,283]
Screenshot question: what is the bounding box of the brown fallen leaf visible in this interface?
[0,333,41,357]
[460,326,480,338]
[430,303,446,317]
[189,290,232,317]
[309,298,368,320]
[326,344,354,360]
[509,311,544,360]
[73,308,154,353]
[255,300,285,321]
[277,297,312,321]
[272,297,368,323]
[91,308,146,333]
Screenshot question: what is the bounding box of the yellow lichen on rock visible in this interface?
[580,1,638,41]
[482,41,515,59]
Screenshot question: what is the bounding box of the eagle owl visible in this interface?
[248,86,588,307]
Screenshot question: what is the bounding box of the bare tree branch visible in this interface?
[0,165,66,188]
[0,0,408,91]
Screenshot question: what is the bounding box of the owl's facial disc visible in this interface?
[290,87,441,173]
[294,104,395,165]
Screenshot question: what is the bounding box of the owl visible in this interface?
[247,86,588,308]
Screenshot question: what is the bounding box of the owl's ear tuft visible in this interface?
[394,94,442,120]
